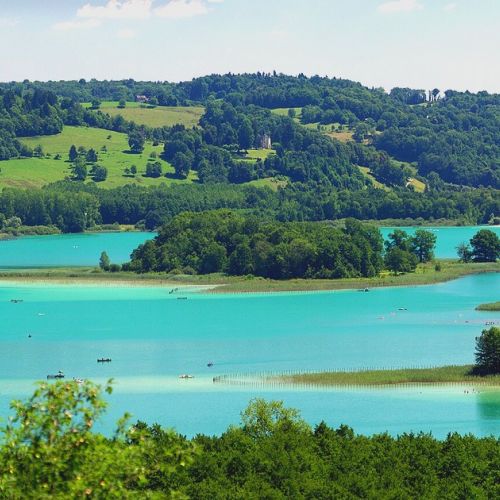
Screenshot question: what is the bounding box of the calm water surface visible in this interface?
[381,226,500,259]
[0,273,498,437]
[0,232,154,268]
[0,226,498,268]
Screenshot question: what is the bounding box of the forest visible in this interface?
[0,181,498,234]
[0,73,499,234]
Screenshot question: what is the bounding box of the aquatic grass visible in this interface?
[274,365,500,387]
[212,366,500,388]
[0,260,497,292]
[476,302,500,312]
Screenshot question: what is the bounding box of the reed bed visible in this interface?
[213,365,500,389]
[476,302,500,312]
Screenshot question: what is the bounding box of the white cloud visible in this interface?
[154,0,210,19]
[0,17,19,27]
[53,0,222,31]
[443,3,457,12]
[377,0,423,13]
[77,0,152,20]
[117,28,137,38]
[53,18,102,31]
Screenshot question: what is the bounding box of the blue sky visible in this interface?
[0,0,498,91]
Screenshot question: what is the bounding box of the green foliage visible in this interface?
[456,241,473,263]
[385,247,418,274]
[385,228,436,272]
[85,147,98,163]
[474,326,500,374]
[99,250,110,271]
[128,130,145,153]
[73,157,87,181]
[470,229,499,262]
[92,165,108,182]
[241,398,309,438]
[145,161,162,178]
[0,380,195,498]
[126,211,384,279]
[411,229,437,263]
[0,186,100,232]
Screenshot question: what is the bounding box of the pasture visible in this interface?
[85,102,204,128]
[0,126,197,189]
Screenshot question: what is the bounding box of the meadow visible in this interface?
[84,101,205,128]
[0,126,198,189]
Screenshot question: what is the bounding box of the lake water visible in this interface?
[0,273,498,438]
[380,226,500,259]
[0,232,154,268]
[0,226,498,268]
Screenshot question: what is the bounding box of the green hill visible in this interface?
[0,126,198,189]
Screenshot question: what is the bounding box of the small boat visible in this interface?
[97,357,112,363]
[47,370,65,380]
[177,297,188,300]
[179,374,194,379]
[73,377,84,384]
[207,361,214,367]
[28,334,32,338]
[10,299,23,303]
[398,308,408,311]
[358,288,370,292]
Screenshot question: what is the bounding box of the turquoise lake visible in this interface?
[0,232,154,268]
[0,273,498,438]
[380,226,500,259]
[0,226,498,268]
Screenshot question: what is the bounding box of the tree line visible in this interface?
[0,181,498,233]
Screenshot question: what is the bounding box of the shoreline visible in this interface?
[0,261,498,293]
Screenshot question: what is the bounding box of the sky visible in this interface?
[0,0,498,92]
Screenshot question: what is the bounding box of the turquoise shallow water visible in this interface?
[0,226,498,268]
[0,232,154,268]
[0,273,498,437]
[381,226,500,259]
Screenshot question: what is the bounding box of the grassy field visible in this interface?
[247,176,289,191]
[270,107,302,118]
[84,102,204,128]
[0,126,198,189]
[0,260,497,294]
[357,166,390,190]
[324,127,354,143]
[272,365,500,387]
[476,302,500,311]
